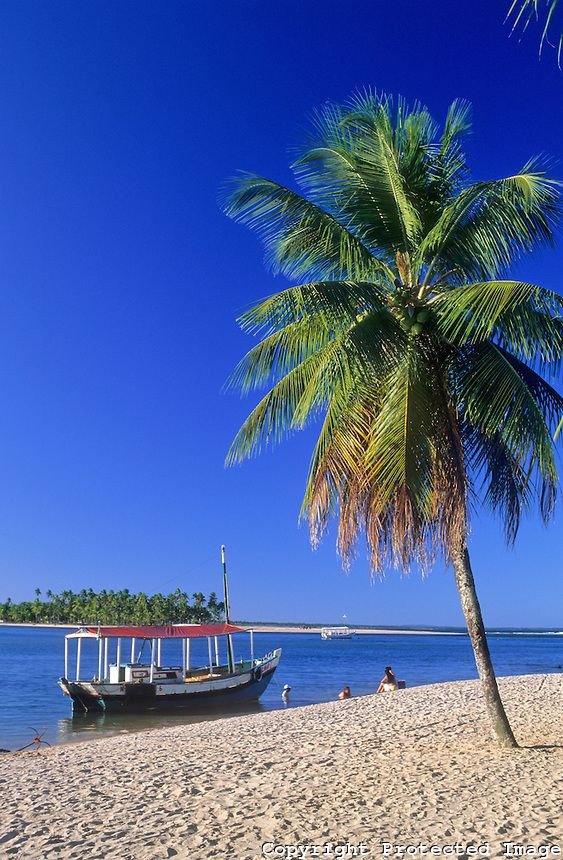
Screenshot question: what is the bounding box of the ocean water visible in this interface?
[0,625,561,750]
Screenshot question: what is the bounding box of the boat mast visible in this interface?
[222,544,235,673]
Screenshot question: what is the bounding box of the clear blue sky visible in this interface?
[0,1,561,626]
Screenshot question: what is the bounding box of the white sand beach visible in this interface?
[248,625,465,636]
[0,674,561,859]
[0,622,466,635]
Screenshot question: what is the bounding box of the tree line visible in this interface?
[0,588,225,625]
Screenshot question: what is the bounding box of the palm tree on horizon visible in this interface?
[223,92,563,747]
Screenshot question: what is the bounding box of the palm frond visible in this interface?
[221,173,391,281]
[235,280,390,338]
[226,307,403,463]
[453,342,560,534]
[293,102,423,259]
[225,348,330,465]
[433,280,563,367]
[303,378,375,548]
[467,426,533,543]
[427,99,472,200]
[360,341,441,568]
[226,315,337,395]
[439,99,472,162]
[417,165,562,283]
[364,343,434,509]
[507,0,563,64]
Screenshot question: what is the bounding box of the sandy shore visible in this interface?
[0,674,561,859]
[249,625,465,635]
[0,622,466,635]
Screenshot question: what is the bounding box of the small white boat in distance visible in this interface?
[321,626,355,640]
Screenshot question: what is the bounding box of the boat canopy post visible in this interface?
[157,639,161,667]
[186,638,191,673]
[76,637,82,682]
[214,636,219,667]
[116,638,122,673]
[250,629,254,665]
[103,638,109,682]
[64,637,69,679]
[207,636,213,675]
[150,639,155,682]
[182,639,187,675]
[97,637,103,681]
[130,637,136,663]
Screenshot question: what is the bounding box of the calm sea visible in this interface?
[0,625,561,750]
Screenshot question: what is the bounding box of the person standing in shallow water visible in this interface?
[377,666,397,693]
[281,684,291,703]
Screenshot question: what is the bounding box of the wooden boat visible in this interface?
[320,626,355,640]
[59,622,281,713]
[58,547,281,713]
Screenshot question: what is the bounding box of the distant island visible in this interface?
[0,588,225,625]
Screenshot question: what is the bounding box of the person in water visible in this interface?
[281,683,291,702]
[338,686,351,700]
[377,666,397,693]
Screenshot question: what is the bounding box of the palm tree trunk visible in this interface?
[451,545,518,748]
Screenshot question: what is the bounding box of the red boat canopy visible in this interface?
[66,623,246,640]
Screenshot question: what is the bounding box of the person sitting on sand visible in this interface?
[377,666,397,693]
[338,686,351,700]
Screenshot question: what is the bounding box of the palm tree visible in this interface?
[223,92,563,747]
[33,588,42,623]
